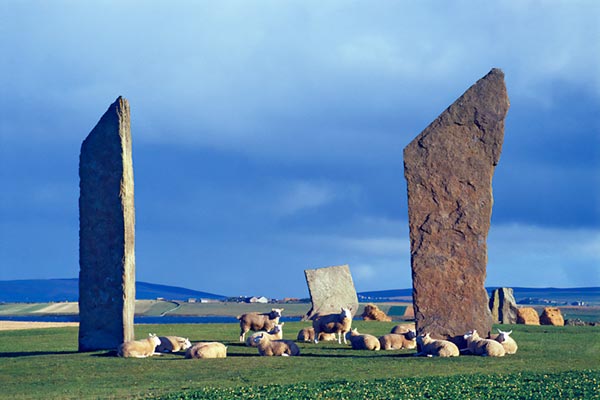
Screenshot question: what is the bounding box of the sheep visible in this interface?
[379,330,417,350]
[494,329,518,354]
[415,333,459,357]
[345,328,381,351]
[155,336,192,353]
[246,323,284,347]
[297,327,337,342]
[117,333,161,358]
[253,332,300,356]
[185,342,227,359]
[312,307,353,344]
[236,308,284,342]
[390,323,416,334]
[463,330,505,357]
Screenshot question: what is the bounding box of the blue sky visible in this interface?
[1,1,598,298]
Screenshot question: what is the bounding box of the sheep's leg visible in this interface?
[313,329,319,344]
[240,330,246,342]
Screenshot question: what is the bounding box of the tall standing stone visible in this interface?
[489,287,518,324]
[404,69,509,343]
[303,264,359,320]
[79,96,136,351]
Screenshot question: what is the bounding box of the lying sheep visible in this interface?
[297,327,337,342]
[345,328,380,351]
[390,323,416,334]
[155,336,192,353]
[379,330,417,350]
[494,329,518,354]
[253,333,300,356]
[237,308,284,342]
[117,333,161,358]
[246,323,284,347]
[463,330,505,357]
[185,342,227,359]
[415,333,459,357]
[312,307,353,344]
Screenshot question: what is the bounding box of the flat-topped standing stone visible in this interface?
[489,287,518,324]
[404,69,509,343]
[79,97,136,351]
[303,264,359,320]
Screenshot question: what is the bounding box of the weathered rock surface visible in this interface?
[404,68,509,343]
[540,307,564,326]
[489,287,519,324]
[517,307,540,325]
[303,264,359,320]
[79,96,136,351]
[361,303,392,321]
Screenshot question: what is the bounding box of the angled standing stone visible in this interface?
[303,264,359,320]
[404,69,509,343]
[79,97,136,351]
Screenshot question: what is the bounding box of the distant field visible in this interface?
[0,323,597,399]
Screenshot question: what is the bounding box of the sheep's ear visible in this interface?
[281,322,285,326]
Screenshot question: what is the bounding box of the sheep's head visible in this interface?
[416,333,430,346]
[180,338,192,350]
[272,323,284,334]
[463,330,479,341]
[148,334,161,346]
[405,330,417,340]
[340,307,352,320]
[271,308,284,318]
[253,333,265,344]
[496,329,512,343]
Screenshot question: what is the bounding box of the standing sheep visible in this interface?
[117,334,161,358]
[155,336,192,353]
[246,323,284,347]
[185,342,227,359]
[379,330,417,350]
[253,333,300,356]
[345,328,380,351]
[463,330,505,357]
[236,308,284,342]
[494,329,518,354]
[297,327,337,342]
[415,333,459,357]
[312,307,353,344]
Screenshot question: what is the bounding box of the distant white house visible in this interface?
[249,296,269,304]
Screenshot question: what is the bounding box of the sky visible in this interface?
[0,1,598,299]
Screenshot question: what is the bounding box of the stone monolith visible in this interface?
[404,68,509,344]
[489,287,518,324]
[78,96,136,351]
[303,264,359,320]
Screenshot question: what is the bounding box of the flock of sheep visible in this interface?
[117,307,518,359]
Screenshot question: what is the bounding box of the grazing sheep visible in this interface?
[379,330,417,350]
[463,330,505,357]
[253,333,300,356]
[390,323,416,334]
[415,333,459,357]
[494,329,518,354]
[185,342,227,359]
[297,327,337,342]
[117,333,161,358]
[155,336,192,353]
[345,328,381,351]
[236,308,284,342]
[246,323,284,347]
[312,307,353,344]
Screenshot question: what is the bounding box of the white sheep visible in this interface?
[253,332,300,356]
[117,333,161,358]
[155,336,192,353]
[297,327,337,342]
[345,328,380,351]
[415,333,460,357]
[312,307,353,344]
[494,329,518,354]
[236,308,284,342]
[185,342,228,359]
[463,330,505,357]
[390,323,416,334]
[379,330,417,350]
[246,323,284,347]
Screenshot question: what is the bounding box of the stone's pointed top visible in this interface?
[488,67,504,76]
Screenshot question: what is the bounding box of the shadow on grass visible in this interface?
[0,350,79,358]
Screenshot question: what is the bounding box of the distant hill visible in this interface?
[0,279,227,303]
[358,287,600,305]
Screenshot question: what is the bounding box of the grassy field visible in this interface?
[0,322,598,399]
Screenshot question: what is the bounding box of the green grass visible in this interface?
[0,322,598,399]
